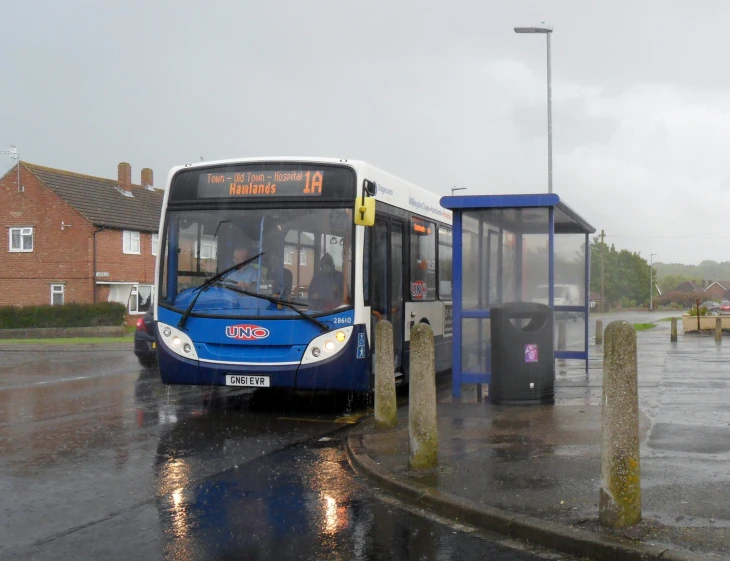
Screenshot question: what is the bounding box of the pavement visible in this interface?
[347,313,730,561]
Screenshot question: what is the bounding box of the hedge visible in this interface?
[654,290,708,309]
[0,303,127,329]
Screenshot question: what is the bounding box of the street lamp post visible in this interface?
[514,24,554,194]
[650,254,657,311]
[451,187,467,196]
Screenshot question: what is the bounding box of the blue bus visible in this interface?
[154,158,453,393]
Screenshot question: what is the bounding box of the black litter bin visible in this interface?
[490,302,555,405]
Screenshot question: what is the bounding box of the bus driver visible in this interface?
[225,246,259,291]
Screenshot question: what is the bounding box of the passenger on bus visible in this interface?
[308,253,343,309]
[225,246,259,290]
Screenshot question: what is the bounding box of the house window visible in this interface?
[51,284,64,306]
[9,227,33,252]
[151,233,159,256]
[194,238,217,259]
[129,285,154,313]
[284,247,307,266]
[123,230,141,254]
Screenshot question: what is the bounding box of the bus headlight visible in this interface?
[157,322,199,360]
[301,326,353,365]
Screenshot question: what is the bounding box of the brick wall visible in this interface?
[94,229,156,284]
[0,165,95,307]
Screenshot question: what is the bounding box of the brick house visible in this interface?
[704,281,730,300]
[0,161,163,320]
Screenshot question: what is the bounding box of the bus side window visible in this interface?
[438,227,452,300]
[363,228,370,306]
[410,217,436,301]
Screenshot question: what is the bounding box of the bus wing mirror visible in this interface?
[363,179,377,196]
[354,196,375,227]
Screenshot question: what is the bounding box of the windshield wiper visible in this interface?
[216,283,330,332]
[177,252,264,329]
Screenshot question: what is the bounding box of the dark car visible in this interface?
[134,309,157,367]
[700,301,720,314]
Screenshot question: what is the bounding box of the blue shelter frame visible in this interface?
[440,194,596,399]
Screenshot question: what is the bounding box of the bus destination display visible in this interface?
[199,169,324,198]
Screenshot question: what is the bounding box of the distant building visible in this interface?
[672,281,705,293]
[0,161,163,319]
[704,281,730,300]
[589,291,604,310]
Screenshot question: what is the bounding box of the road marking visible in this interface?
[334,414,365,424]
[277,413,366,424]
[276,417,340,423]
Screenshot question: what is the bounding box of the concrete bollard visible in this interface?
[374,320,397,429]
[600,321,641,528]
[409,323,438,469]
[596,320,603,345]
[670,318,677,342]
[557,320,567,350]
[716,316,723,343]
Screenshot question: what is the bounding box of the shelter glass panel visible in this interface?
[553,233,587,306]
[554,311,587,352]
[461,318,490,374]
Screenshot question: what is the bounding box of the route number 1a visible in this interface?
[303,171,323,194]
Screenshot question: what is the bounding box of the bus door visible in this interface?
[371,218,405,372]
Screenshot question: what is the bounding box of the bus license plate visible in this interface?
[226,375,270,387]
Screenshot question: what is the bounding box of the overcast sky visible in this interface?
[3,0,730,265]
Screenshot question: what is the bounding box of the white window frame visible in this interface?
[299,248,307,266]
[284,246,294,265]
[129,285,139,313]
[51,284,64,306]
[194,238,217,260]
[151,233,159,256]
[123,230,141,254]
[129,284,155,314]
[9,227,34,252]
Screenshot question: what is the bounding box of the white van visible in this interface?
[534,284,581,307]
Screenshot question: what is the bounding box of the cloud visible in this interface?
[4,1,730,265]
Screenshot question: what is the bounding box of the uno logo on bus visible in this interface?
[225,324,270,341]
[411,280,428,300]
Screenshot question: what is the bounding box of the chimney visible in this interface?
[118,162,132,189]
[141,168,154,190]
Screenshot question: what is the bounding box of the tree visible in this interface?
[590,237,655,308]
[658,274,697,294]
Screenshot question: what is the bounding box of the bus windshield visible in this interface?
[159,206,353,318]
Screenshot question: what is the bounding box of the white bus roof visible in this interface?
[165,157,452,226]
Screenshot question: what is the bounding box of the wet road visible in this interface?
[0,345,574,560]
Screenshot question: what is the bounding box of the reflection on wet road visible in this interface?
[0,345,567,560]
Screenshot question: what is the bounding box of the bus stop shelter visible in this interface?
[439,194,596,400]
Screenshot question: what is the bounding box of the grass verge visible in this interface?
[633,323,656,331]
